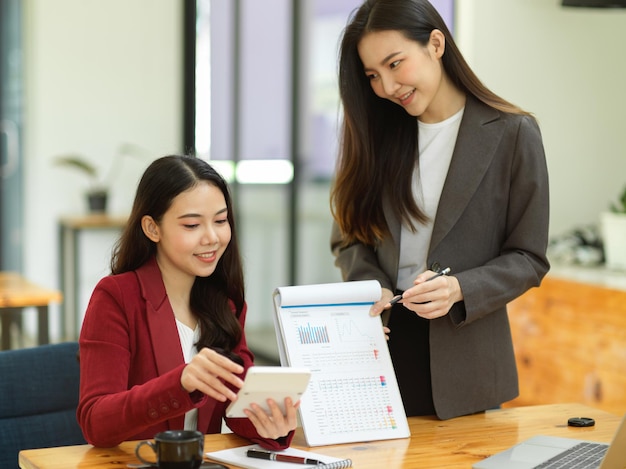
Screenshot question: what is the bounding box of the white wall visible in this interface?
[457,0,626,237]
[22,0,183,339]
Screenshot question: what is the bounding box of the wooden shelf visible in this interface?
[58,214,127,340]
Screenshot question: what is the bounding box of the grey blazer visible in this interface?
[330,95,550,420]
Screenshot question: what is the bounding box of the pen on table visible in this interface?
[246,449,322,465]
[388,267,451,306]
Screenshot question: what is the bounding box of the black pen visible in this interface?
[246,449,322,465]
[388,267,451,306]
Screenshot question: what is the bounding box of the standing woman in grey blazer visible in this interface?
[330,0,550,420]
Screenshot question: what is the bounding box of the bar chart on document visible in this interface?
[272,280,410,446]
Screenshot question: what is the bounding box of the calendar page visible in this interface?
[272,280,410,446]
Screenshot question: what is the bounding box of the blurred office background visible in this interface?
[1,0,625,361]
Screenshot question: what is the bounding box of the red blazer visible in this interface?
[77,257,292,449]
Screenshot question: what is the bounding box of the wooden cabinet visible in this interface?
[505,268,626,415]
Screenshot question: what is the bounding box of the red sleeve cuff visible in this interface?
[249,430,294,450]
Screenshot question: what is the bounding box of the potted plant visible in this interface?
[601,184,626,270]
[53,143,148,214]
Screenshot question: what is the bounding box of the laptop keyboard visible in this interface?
[534,442,608,469]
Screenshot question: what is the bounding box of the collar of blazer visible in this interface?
[136,257,186,376]
[383,95,504,255]
[429,95,503,253]
[135,257,218,433]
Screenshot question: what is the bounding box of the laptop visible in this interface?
[473,414,626,469]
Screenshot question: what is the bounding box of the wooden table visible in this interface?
[0,272,62,350]
[58,214,127,340]
[18,403,622,469]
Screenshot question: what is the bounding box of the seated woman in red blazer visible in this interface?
[77,155,297,449]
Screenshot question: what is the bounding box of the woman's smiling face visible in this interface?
[358,29,446,122]
[146,181,231,282]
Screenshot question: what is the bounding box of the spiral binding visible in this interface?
[318,458,353,468]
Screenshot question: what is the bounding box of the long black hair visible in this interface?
[111,155,245,353]
[332,0,529,246]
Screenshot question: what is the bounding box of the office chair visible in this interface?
[0,342,86,469]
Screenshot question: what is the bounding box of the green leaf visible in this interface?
[53,155,98,178]
[610,185,626,213]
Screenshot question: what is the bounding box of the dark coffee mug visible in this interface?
[135,430,204,469]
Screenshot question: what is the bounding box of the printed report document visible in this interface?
[272,279,410,446]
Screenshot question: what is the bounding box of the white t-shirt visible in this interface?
[176,319,200,430]
[397,107,464,291]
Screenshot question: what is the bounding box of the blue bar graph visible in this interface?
[297,323,330,344]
